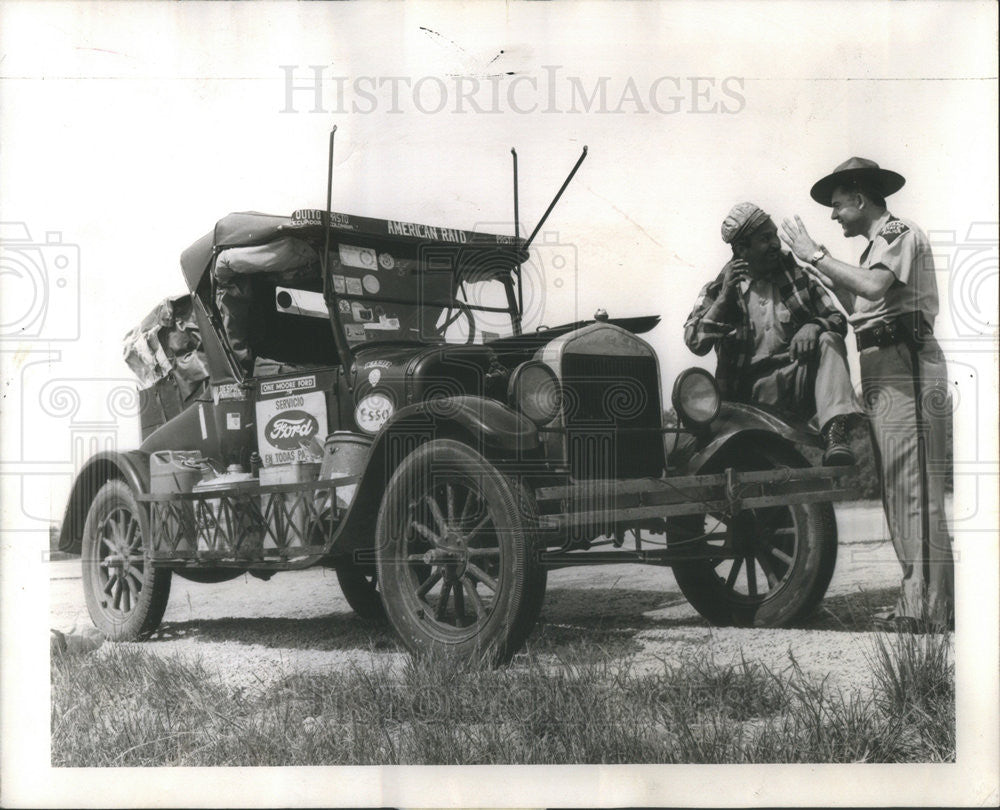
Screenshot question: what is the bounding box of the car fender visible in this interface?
[57,450,150,554]
[680,401,819,475]
[328,396,539,559]
[386,396,540,454]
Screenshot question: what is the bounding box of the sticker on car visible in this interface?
[259,375,317,396]
[355,393,394,434]
[213,383,246,402]
[339,244,377,271]
[255,390,328,465]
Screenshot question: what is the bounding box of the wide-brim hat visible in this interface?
[810,157,906,206]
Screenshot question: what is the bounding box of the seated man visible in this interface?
[684,202,857,465]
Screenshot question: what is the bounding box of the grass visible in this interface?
[866,631,956,760]
[51,632,954,766]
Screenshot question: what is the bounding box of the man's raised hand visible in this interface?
[780,215,820,263]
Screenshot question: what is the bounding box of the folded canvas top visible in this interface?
[123,294,209,397]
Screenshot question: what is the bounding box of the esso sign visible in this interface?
[355,393,394,434]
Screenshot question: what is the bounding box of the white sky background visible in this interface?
[1,0,998,806]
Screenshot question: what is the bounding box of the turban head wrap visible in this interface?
[721,202,771,245]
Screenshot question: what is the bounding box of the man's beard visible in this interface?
[749,252,782,277]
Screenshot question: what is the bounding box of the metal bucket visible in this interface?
[320,432,373,478]
[319,432,372,510]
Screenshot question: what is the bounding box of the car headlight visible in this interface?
[508,361,560,426]
[671,368,721,429]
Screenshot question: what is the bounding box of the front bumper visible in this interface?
[534,465,858,527]
[531,465,858,566]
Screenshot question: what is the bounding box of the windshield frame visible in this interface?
[322,242,524,353]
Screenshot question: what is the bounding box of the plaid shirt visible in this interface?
[684,253,846,399]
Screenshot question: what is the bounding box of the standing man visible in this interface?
[684,202,858,466]
[781,157,954,631]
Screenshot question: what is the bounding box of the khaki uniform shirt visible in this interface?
[850,212,940,331]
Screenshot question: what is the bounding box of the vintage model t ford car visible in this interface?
[58,142,855,662]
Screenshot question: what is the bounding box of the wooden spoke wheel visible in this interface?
[376,439,545,663]
[82,480,171,640]
[669,443,837,628]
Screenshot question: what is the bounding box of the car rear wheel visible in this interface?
[668,442,837,627]
[174,569,246,584]
[335,564,385,621]
[82,480,172,640]
[376,439,545,664]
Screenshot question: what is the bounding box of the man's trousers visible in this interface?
[859,336,954,625]
[747,331,857,429]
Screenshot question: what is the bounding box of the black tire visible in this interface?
[174,569,246,584]
[669,442,837,628]
[335,564,386,621]
[375,439,545,664]
[81,480,172,640]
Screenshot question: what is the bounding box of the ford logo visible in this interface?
[265,410,319,449]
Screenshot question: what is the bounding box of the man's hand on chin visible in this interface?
[722,259,750,295]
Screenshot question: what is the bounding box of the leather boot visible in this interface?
[822,415,855,466]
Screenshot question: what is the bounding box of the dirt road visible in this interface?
[49,503,915,693]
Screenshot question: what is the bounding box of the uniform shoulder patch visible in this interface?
[879,218,910,245]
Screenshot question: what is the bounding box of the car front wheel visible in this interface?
[668,442,837,628]
[375,439,545,664]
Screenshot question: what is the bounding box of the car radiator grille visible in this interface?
[560,353,665,479]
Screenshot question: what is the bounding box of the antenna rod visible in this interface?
[322,125,336,288]
[511,147,521,240]
[525,145,588,249]
[511,147,524,327]
[322,125,354,384]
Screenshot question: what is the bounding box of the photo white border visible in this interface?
[2,1,997,806]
